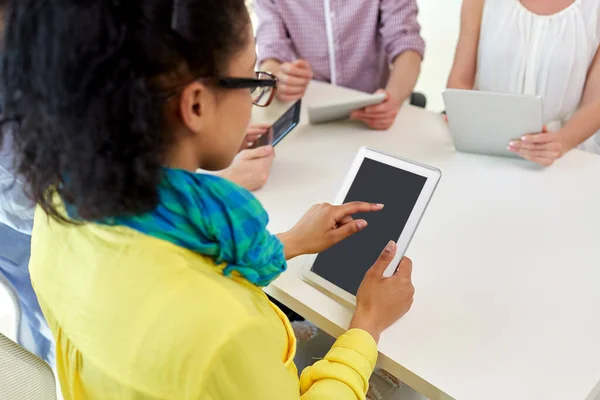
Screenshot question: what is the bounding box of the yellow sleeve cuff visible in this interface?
[299,329,378,399]
[331,329,378,369]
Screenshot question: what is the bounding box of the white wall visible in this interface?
[414,0,462,111]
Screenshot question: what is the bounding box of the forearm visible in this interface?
[447,62,476,89]
[386,51,421,104]
[349,310,382,343]
[447,75,475,90]
[446,58,477,90]
[446,0,483,91]
[275,231,300,260]
[558,100,600,150]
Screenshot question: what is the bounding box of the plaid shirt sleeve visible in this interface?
[255,0,296,66]
[379,0,426,64]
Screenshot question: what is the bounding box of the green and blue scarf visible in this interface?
[106,168,287,286]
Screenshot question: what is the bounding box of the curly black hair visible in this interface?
[1,0,250,222]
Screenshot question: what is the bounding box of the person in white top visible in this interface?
[447,0,600,166]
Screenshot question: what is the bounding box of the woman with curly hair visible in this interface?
[2,0,415,398]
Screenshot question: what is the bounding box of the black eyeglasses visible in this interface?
[164,70,278,107]
[215,71,278,107]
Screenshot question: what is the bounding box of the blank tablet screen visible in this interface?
[311,158,427,295]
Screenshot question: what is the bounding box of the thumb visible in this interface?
[542,125,548,133]
[370,241,397,277]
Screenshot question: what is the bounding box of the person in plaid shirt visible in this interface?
[254,0,425,131]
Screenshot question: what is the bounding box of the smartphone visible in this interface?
[252,99,301,148]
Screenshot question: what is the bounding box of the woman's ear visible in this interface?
[179,81,207,134]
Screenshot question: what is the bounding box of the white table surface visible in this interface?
[252,81,600,400]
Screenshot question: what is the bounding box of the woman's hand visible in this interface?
[350,241,415,343]
[220,146,275,191]
[277,202,384,260]
[508,126,567,166]
[239,123,271,151]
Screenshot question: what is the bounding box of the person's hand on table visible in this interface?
[508,125,567,166]
[350,90,401,130]
[239,123,271,151]
[220,146,275,191]
[276,59,313,102]
[350,241,415,343]
[277,202,384,260]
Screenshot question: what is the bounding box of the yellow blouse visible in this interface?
[29,207,378,399]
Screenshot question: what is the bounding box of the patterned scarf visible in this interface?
[105,168,287,286]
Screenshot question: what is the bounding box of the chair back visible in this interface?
[0,332,57,400]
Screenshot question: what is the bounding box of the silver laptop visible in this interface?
[442,89,543,158]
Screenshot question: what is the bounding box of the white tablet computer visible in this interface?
[442,89,543,158]
[307,93,386,124]
[300,147,441,306]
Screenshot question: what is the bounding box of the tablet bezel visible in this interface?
[307,93,386,124]
[300,147,441,306]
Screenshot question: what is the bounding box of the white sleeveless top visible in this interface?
[475,0,600,153]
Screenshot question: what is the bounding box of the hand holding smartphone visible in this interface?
[251,99,302,149]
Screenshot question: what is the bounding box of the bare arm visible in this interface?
[379,0,424,103]
[446,0,484,90]
[386,51,421,104]
[557,47,600,150]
